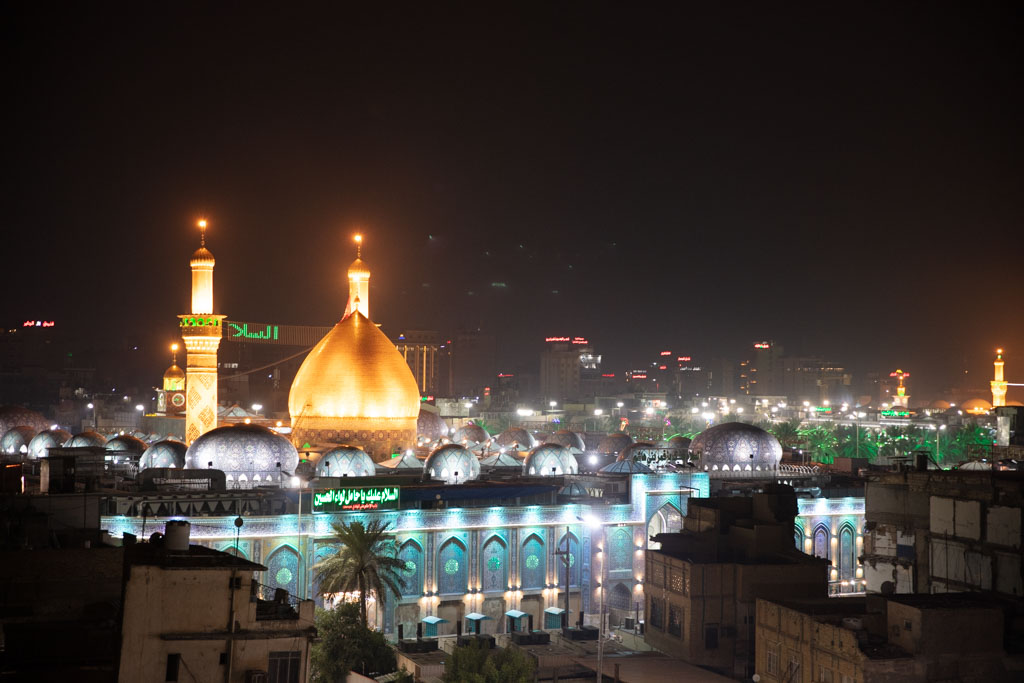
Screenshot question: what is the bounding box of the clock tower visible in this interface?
[179,220,226,444]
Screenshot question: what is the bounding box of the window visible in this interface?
[704,624,719,649]
[165,653,180,682]
[269,651,301,683]
[818,665,833,683]
[787,651,801,679]
[649,597,664,630]
[766,643,779,675]
[841,675,854,683]
[668,604,682,637]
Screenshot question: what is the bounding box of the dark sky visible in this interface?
[7,3,1023,396]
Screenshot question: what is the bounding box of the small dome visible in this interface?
[190,246,215,265]
[667,434,692,449]
[2,426,36,456]
[317,445,376,477]
[480,451,522,468]
[929,400,951,410]
[0,405,52,435]
[140,439,187,470]
[417,409,448,441]
[452,424,490,445]
[64,431,108,448]
[598,432,633,455]
[495,427,536,451]
[378,450,424,470]
[961,398,992,414]
[185,424,299,488]
[549,429,585,452]
[27,429,71,459]
[599,459,654,474]
[524,443,578,476]
[424,444,480,484]
[689,422,782,471]
[106,434,148,454]
[559,482,588,498]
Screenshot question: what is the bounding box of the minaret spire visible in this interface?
[344,233,370,320]
[992,348,1008,407]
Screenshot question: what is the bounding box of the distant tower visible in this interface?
[179,220,225,444]
[157,343,186,415]
[890,369,910,408]
[343,234,370,319]
[992,349,1008,407]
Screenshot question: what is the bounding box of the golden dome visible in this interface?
[289,311,420,423]
[163,363,186,391]
[348,257,370,277]
[191,246,215,265]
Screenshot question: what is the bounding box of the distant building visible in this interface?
[394,329,444,396]
[645,486,830,678]
[540,336,596,402]
[755,594,1015,683]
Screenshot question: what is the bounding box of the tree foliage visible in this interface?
[443,640,535,683]
[314,519,408,626]
[311,603,398,682]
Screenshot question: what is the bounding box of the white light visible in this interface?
[464,402,473,409]
[803,401,810,407]
[252,403,263,411]
[589,455,598,465]
[691,407,699,414]
[517,408,534,417]
[771,406,778,413]
[701,402,708,408]
[87,403,94,409]
[645,407,654,415]
[616,402,624,408]
[824,400,830,406]
[736,407,744,414]
[290,476,301,488]
[135,404,144,411]
[549,401,557,408]
[594,408,603,416]
[701,412,714,420]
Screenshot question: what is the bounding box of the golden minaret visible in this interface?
[179,220,226,443]
[343,233,370,319]
[991,348,1008,408]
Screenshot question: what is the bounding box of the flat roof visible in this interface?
[127,543,266,571]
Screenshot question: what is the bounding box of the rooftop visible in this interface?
[126,542,266,571]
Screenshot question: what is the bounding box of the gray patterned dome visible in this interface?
[317,445,376,477]
[549,429,585,452]
[139,439,187,470]
[106,434,148,454]
[417,409,448,441]
[185,424,299,488]
[495,427,536,451]
[64,431,108,448]
[425,444,480,484]
[451,424,490,445]
[598,432,633,455]
[689,422,781,471]
[27,429,71,459]
[2,426,36,456]
[616,442,656,462]
[524,443,578,476]
[0,405,51,435]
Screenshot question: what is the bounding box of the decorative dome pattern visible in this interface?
[0,405,51,435]
[598,432,633,455]
[549,430,585,452]
[524,443,578,476]
[106,434,148,454]
[2,426,36,456]
[451,424,490,445]
[599,459,654,474]
[495,427,535,451]
[417,409,448,441]
[64,431,108,448]
[185,424,299,488]
[140,439,187,470]
[480,451,522,468]
[317,445,376,477]
[689,422,782,471]
[27,429,71,459]
[424,444,480,484]
[616,442,657,462]
[163,364,185,391]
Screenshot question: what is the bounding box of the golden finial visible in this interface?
[198,219,208,247]
[171,343,179,365]
[354,233,363,259]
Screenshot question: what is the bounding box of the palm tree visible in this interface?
[799,425,839,464]
[835,425,878,460]
[769,419,804,450]
[314,520,408,627]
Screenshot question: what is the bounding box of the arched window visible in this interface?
[556,532,581,588]
[520,534,545,590]
[839,525,856,581]
[267,545,300,598]
[481,536,508,593]
[399,540,424,597]
[609,527,633,571]
[794,525,803,550]
[647,502,682,550]
[813,525,830,561]
[437,538,467,595]
[608,582,632,611]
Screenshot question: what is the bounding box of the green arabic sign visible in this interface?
[179,317,220,328]
[228,322,279,340]
[312,486,400,513]
[880,409,910,418]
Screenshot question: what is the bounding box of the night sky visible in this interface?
[8,3,1023,396]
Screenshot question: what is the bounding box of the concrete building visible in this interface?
[863,469,1023,596]
[644,486,830,678]
[755,594,1017,682]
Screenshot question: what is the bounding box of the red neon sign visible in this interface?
[630,373,647,380]
[677,356,692,362]
[23,320,55,328]
[753,342,770,349]
[659,351,671,356]
[658,365,667,370]
[571,336,588,345]
[601,373,615,378]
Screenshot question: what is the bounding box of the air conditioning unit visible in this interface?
[245,671,268,683]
